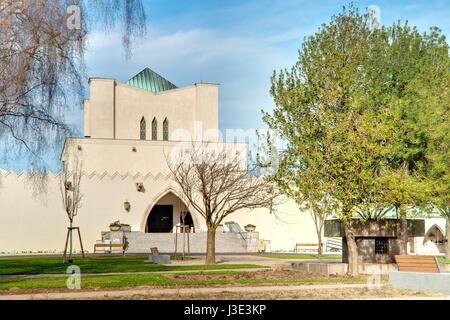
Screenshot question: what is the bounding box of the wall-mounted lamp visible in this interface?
[135,182,144,192]
[124,200,131,212]
[77,145,82,151]
[132,146,137,152]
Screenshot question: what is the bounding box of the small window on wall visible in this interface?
[163,118,169,141]
[152,117,157,140]
[140,117,146,140]
[375,238,389,254]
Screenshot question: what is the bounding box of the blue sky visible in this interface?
[3,0,450,171]
[82,0,449,129]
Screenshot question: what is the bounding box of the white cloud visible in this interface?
[85,28,298,130]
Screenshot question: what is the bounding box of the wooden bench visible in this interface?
[94,243,126,256]
[395,255,442,273]
[294,243,319,253]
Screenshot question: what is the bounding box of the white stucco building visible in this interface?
[0,68,323,255]
[0,68,446,256]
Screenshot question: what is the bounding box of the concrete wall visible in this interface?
[123,231,252,254]
[291,261,398,275]
[61,139,248,177]
[389,271,450,294]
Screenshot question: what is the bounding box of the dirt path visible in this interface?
[0,283,372,300]
[2,283,449,300]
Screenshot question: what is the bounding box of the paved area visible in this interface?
[2,283,449,300]
[170,254,290,268]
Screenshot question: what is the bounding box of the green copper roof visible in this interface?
[126,68,177,93]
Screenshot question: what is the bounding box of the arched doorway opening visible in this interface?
[145,191,195,233]
[147,205,173,233]
[423,224,446,254]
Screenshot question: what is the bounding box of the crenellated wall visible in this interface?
[60,139,248,177]
[0,170,322,254]
[0,170,190,254]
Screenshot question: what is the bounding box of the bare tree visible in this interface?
[0,0,146,171]
[60,155,83,262]
[307,196,337,255]
[166,142,279,264]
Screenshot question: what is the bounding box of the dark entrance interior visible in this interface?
[180,211,194,228]
[147,205,173,233]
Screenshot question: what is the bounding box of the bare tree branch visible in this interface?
[0,0,147,170]
[166,141,279,264]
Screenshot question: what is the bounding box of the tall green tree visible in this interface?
[376,24,449,254]
[264,4,449,272]
[263,6,387,275]
[426,67,450,258]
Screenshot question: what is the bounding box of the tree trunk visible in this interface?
[397,205,408,255]
[69,220,73,261]
[313,217,324,256]
[446,215,450,260]
[317,233,323,255]
[205,226,216,265]
[344,220,359,276]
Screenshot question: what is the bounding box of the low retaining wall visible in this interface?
[291,261,397,275]
[389,271,450,294]
[120,231,258,254]
[290,261,347,275]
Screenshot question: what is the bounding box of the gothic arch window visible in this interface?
[152,117,157,140]
[163,118,169,141]
[140,117,146,140]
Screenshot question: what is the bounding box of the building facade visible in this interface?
[0,68,446,256]
[0,68,323,255]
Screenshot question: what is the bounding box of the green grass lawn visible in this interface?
[438,257,450,264]
[0,271,366,291]
[257,253,342,260]
[0,256,263,276]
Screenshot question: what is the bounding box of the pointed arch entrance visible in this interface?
[143,190,197,233]
[423,224,446,254]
